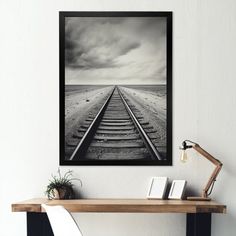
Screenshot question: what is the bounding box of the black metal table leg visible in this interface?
[27,212,53,236]
[186,213,211,236]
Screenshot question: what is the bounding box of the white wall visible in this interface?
[0,0,235,235]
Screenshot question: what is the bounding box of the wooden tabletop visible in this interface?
[11,198,226,214]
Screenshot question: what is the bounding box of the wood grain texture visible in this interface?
[11,198,50,212]
[12,198,226,214]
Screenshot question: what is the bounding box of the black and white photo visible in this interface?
[60,12,172,165]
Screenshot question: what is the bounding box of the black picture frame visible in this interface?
[60,11,172,166]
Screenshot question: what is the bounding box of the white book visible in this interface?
[147,177,168,199]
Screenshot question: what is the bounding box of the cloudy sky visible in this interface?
[65,17,166,85]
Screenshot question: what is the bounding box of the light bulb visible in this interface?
[180,150,188,163]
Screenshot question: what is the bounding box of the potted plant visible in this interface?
[45,168,82,200]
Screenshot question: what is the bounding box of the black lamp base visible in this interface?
[187,196,211,201]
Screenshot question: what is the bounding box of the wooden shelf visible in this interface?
[12,198,226,214]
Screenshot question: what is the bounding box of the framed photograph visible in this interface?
[60,11,172,165]
[168,180,187,199]
[147,177,168,199]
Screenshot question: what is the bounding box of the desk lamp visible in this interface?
[180,140,223,201]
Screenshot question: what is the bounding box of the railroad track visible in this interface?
[68,86,163,161]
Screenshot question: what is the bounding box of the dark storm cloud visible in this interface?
[65,24,85,66]
[65,18,141,70]
[99,18,126,25]
[65,39,140,70]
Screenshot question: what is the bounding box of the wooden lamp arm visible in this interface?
[193,144,223,198]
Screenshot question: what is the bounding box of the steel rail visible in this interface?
[117,87,162,160]
[69,86,116,161]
